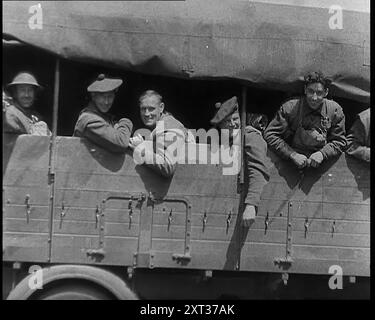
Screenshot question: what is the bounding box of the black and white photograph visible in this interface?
[2,0,370,303]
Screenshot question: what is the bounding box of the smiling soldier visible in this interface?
[73,74,133,153]
[263,71,347,169]
[3,72,51,136]
[129,90,192,178]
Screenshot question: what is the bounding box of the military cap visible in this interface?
[87,74,123,92]
[210,96,239,126]
[6,72,42,89]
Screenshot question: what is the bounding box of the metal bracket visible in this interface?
[25,194,31,223]
[264,211,269,234]
[48,170,55,184]
[133,252,155,269]
[286,202,293,260]
[274,201,293,270]
[274,256,293,266]
[127,266,134,279]
[304,217,309,238]
[59,202,65,229]
[202,211,207,232]
[282,272,289,285]
[226,210,232,234]
[95,205,100,229]
[331,220,336,237]
[167,209,173,231]
[129,205,133,229]
[202,270,213,281]
[172,253,192,262]
[86,248,105,258]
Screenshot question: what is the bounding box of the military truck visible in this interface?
[3,1,370,299]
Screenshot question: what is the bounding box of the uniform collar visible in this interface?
[302,97,326,116]
[12,101,36,117]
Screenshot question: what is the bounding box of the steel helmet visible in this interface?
[6,72,42,89]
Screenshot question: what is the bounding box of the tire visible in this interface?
[33,281,114,300]
[7,264,138,300]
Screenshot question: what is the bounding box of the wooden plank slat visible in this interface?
[52,207,140,224]
[292,245,370,261]
[52,220,100,236]
[292,231,369,247]
[3,187,50,206]
[292,217,369,234]
[323,187,370,204]
[3,169,50,187]
[4,205,50,220]
[261,181,322,201]
[4,218,49,234]
[3,233,49,262]
[55,173,238,197]
[51,235,138,266]
[323,203,370,220]
[283,258,370,276]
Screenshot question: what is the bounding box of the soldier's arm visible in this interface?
[3,107,29,134]
[244,132,270,206]
[319,105,347,159]
[346,117,370,162]
[143,129,185,178]
[263,102,296,159]
[80,115,133,153]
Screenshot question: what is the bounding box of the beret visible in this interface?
[210,96,239,125]
[87,74,123,92]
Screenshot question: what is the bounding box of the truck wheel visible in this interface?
[7,264,138,300]
[33,281,114,300]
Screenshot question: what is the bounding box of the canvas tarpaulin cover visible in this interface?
[3,1,370,104]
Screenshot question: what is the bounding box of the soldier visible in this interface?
[74,74,133,153]
[210,96,270,226]
[263,71,347,169]
[3,72,51,136]
[129,90,192,178]
[346,108,370,163]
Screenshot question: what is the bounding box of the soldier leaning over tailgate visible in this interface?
[3,72,51,136]
[74,74,133,153]
[263,71,347,169]
[210,96,271,227]
[129,90,193,178]
[346,108,370,163]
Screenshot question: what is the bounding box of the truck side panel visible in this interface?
[3,135,51,263]
[240,154,370,276]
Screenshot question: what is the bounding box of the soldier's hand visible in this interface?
[290,152,308,169]
[242,204,256,228]
[309,151,324,168]
[129,134,144,149]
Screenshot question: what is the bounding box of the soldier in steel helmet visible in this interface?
[3,71,51,136]
[73,74,133,153]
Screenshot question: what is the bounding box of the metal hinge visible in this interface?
[48,171,55,184]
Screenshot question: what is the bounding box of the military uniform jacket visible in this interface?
[346,108,370,162]
[244,125,270,206]
[3,101,51,136]
[74,102,133,153]
[141,113,188,178]
[263,97,347,159]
